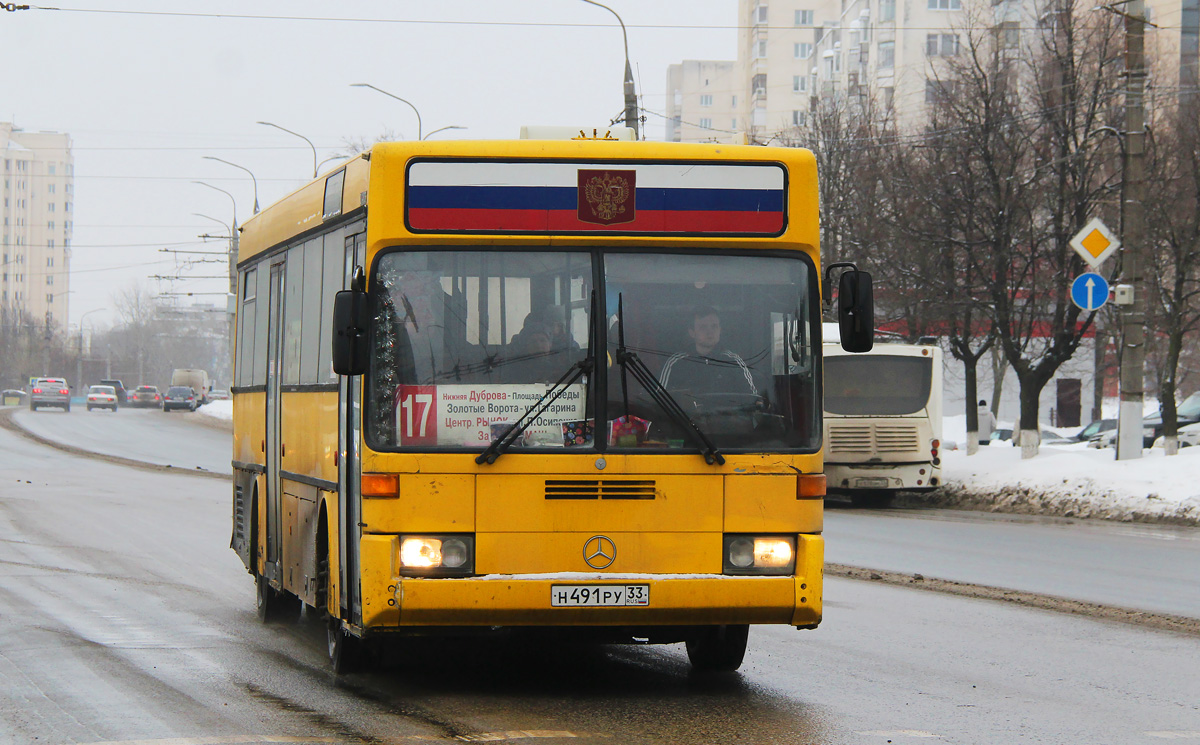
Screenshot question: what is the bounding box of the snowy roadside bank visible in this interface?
[911,445,1200,526]
[192,399,233,431]
[907,413,1200,526]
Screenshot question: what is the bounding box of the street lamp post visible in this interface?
[194,181,241,382]
[424,125,467,140]
[194,212,231,237]
[202,156,259,214]
[351,83,423,140]
[257,121,318,178]
[76,307,104,390]
[579,0,639,139]
[317,155,350,173]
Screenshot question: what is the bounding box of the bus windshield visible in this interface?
[605,252,817,452]
[367,249,819,452]
[368,249,592,449]
[823,355,933,416]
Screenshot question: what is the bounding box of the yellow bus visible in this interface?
[230,132,873,673]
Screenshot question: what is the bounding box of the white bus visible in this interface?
[822,324,943,507]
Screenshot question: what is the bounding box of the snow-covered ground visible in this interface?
[196,399,232,422]
[933,410,1200,524]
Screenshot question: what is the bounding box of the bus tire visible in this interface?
[255,573,299,623]
[685,624,749,672]
[327,617,364,674]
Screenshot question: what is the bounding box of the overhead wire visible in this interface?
[16,4,1189,31]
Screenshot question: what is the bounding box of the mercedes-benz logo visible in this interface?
[583,535,616,570]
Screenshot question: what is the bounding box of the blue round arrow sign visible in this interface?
[1071,272,1109,311]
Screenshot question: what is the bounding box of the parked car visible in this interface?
[99,378,128,405]
[86,384,119,412]
[1140,392,1200,447]
[989,428,1071,444]
[1093,394,1200,448]
[1072,418,1117,442]
[128,385,163,408]
[29,377,71,412]
[1152,422,1200,448]
[163,386,198,412]
[208,389,230,401]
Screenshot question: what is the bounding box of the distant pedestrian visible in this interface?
[978,399,995,445]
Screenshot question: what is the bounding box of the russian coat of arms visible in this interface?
[577,169,636,225]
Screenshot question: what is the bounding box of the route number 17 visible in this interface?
[397,386,436,445]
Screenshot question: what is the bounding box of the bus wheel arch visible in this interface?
[685,624,749,673]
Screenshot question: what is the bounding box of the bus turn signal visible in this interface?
[361,473,399,498]
[797,474,826,500]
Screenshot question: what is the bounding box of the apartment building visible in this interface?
[734,0,844,140]
[665,60,741,142]
[1,123,74,329]
[668,0,1197,143]
[1145,0,1200,101]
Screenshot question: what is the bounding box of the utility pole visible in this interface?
[228,218,239,387]
[1116,0,1147,460]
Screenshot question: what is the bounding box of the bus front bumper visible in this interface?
[387,574,820,628]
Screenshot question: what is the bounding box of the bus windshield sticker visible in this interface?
[396,383,587,447]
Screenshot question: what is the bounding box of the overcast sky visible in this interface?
[3,0,737,328]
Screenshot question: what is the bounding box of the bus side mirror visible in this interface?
[837,270,874,353]
[332,289,370,375]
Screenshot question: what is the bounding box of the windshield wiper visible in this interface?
[614,295,725,466]
[476,292,596,465]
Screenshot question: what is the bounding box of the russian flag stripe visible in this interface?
[408,185,783,213]
[409,208,784,233]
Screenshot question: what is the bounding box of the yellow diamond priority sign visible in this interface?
[1070,217,1120,268]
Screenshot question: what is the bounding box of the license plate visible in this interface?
[551,584,649,607]
[856,477,889,488]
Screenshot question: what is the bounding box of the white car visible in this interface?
[1152,422,1200,448]
[86,384,118,412]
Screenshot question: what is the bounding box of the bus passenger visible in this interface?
[506,320,559,383]
[659,306,758,400]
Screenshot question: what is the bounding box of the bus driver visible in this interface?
[658,306,759,401]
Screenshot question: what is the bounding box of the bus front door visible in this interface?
[263,262,285,581]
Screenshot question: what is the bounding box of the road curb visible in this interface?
[828,563,1200,637]
[0,407,228,482]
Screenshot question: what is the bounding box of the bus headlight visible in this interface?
[399,535,474,576]
[723,535,796,575]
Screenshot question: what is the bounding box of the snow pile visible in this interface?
[196,399,233,422]
[927,411,1200,525]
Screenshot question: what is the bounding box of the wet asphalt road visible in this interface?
[2,411,1200,742]
[12,405,232,475]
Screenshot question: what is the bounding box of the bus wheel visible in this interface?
[255,574,299,623]
[327,617,364,674]
[851,490,894,508]
[685,624,749,672]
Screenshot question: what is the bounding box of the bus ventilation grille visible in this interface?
[233,485,246,544]
[544,480,657,500]
[829,424,920,454]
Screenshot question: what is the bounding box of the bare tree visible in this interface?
[1143,99,1200,452]
[967,0,1122,455]
[337,128,402,158]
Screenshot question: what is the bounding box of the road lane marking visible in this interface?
[1146,733,1200,739]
